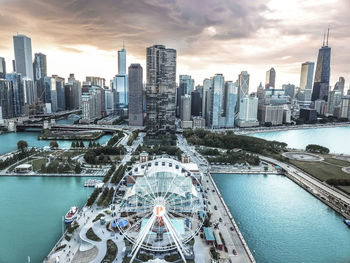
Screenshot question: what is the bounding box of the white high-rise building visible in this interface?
[13,34,34,80]
[237,71,250,113]
[298,61,314,103]
[327,90,342,116]
[118,48,126,75]
[113,47,128,109]
[236,95,259,127]
[209,74,224,128]
[340,96,350,120]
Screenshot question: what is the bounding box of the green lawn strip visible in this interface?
[32,158,47,171]
[86,227,101,241]
[101,239,118,263]
[289,159,350,181]
[323,157,350,167]
[339,186,350,195]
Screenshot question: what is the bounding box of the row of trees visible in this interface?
[305,144,330,154]
[134,144,182,160]
[103,164,116,183]
[127,130,139,146]
[326,178,350,186]
[110,165,126,184]
[0,147,35,170]
[208,151,260,166]
[107,131,124,146]
[97,187,115,207]
[87,188,100,206]
[84,146,126,164]
[183,129,287,155]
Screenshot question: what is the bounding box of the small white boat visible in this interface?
[64,206,78,223]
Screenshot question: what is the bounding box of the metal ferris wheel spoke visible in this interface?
[162,172,180,200]
[128,174,157,202]
[164,178,189,203]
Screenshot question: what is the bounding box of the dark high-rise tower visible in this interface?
[146,45,176,134]
[311,30,331,101]
[0,57,6,79]
[33,53,47,82]
[128,64,143,126]
[265,67,276,89]
[13,34,34,80]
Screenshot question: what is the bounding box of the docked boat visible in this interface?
[344,219,350,227]
[65,206,78,223]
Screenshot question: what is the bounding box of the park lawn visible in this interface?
[289,159,350,181]
[32,158,47,171]
[339,186,350,195]
[322,156,350,167]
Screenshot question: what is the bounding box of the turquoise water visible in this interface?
[0,177,95,263]
[249,126,350,154]
[0,132,112,154]
[212,173,350,263]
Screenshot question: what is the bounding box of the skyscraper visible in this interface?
[118,48,126,75]
[0,57,6,79]
[237,71,250,113]
[224,81,238,128]
[13,34,34,80]
[146,45,176,134]
[191,90,201,116]
[52,75,65,111]
[265,67,276,89]
[311,31,331,101]
[236,95,259,127]
[209,74,224,128]
[327,90,342,116]
[179,75,194,95]
[180,95,191,121]
[0,79,13,119]
[128,64,143,126]
[6,73,24,116]
[334,77,345,95]
[282,84,295,100]
[33,53,47,82]
[202,78,211,121]
[113,48,128,109]
[299,61,314,102]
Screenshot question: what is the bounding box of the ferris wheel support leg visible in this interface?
[129,214,156,263]
[163,215,187,263]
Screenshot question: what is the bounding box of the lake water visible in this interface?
[0,176,96,263]
[0,132,112,155]
[212,173,350,263]
[249,126,350,154]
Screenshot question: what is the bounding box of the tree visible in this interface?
[75,163,82,174]
[88,141,92,148]
[50,141,59,149]
[80,141,85,148]
[71,141,76,148]
[17,140,28,151]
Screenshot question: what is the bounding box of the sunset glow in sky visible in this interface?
[0,0,349,92]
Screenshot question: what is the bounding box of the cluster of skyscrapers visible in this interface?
[1,31,350,132]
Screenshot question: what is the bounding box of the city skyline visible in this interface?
[0,0,349,91]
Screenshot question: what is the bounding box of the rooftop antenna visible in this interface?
[322,31,325,46]
[326,27,330,46]
[123,40,125,49]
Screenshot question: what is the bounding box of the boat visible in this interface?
[64,206,78,223]
[344,219,350,227]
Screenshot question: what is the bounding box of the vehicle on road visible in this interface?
[214,205,217,210]
[219,217,222,222]
[233,249,237,255]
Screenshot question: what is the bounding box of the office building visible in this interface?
[224,81,238,128]
[202,78,211,121]
[146,45,176,134]
[299,62,314,103]
[0,57,6,79]
[300,108,317,122]
[236,95,259,127]
[314,99,327,115]
[311,32,331,101]
[118,48,126,75]
[0,79,13,119]
[237,71,250,113]
[22,78,35,105]
[258,105,284,125]
[179,75,194,95]
[81,93,94,123]
[6,73,24,116]
[282,84,295,100]
[128,64,144,126]
[13,34,34,80]
[33,53,47,82]
[265,67,276,89]
[105,90,114,115]
[180,95,191,121]
[334,77,345,95]
[209,74,224,128]
[112,48,128,110]
[43,77,56,112]
[192,116,205,129]
[52,75,65,111]
[327,90,342,116]
[340,96,350,120]
[191,90,201,116]
[86,76,105,88]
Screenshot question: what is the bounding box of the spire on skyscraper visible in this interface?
[326,27,330,46]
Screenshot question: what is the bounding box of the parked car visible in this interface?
[233,249,237,255]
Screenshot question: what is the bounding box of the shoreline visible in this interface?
[234,122,350,135]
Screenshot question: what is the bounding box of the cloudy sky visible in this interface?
[0,0,349,92]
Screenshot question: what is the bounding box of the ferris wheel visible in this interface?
[112,158,207,262]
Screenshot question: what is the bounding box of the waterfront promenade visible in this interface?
[177,134,255,263]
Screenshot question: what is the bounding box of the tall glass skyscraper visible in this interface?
[0,57,6,79]
[6,73,24,116]
[13,34,34,80]
[113,47,128,109]
[237,71,250,113]
[311,37,331,101]
[33,53,47,82]
[265,67,276,89]
[146,44,176,134]
[298,61,314,102]
[209,74,224,128]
